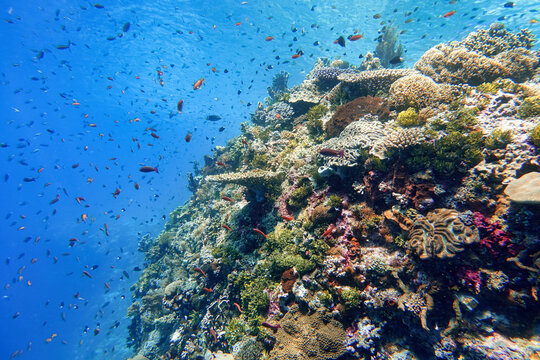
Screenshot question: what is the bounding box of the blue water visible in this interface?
[0,0,538,359]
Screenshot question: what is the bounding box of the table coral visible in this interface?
[408,208,480,259]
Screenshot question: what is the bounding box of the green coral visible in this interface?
[315,290,333,307]
[288,181,313,210]
[306,104,328,136]
[367,256,388,275]
[529,123,540,146]
[518,96,540,119]
[433,131,484,177]
[240,277,271,318]
[485,128,513,150]
[250,152,269,168]
[325,194,342,209]
[396,107,423,127]
[225,316,249,345]
[446,107,479,133]
[341,287,363,309]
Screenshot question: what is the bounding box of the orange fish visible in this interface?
[217,161,226,167]
[529,19,538,23]
[194,267,206,277]
[81,214,87,222]
[222,224,232,231]
[211,67,216,72]
[89,123,96,127]
[193,77,204,90]
[349,34,363,41]
[252,228,267,238]
[443,11,456,17]
[235,22,241,26]
[281,215,294,221]
[134,182,140,190]
[242,139,248,146]
[291,54,301,59]
[202,287,213,293]
[276,113,282,120]
[221,196,233,202]
[72,102,80,106]
[76,197,85,204]
[233,302,243,312]
[265,36,274,41]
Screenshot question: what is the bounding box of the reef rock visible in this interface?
[504,172,540,204]
[408,208,479,259]
[269,305,347,360]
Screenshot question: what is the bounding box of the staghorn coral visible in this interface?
[324,96,390,138]
[338,69,417,97]
[408,208,480,259]
[389,73,452,109]
[269,305,347,360]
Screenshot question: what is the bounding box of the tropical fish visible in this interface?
[122,22,130,32]
[319,148,344,158]
[206,115,222,121]
[348,34,363,41]
[177,99,183,113]
[139,166,158,173]
[443,11,456,17]
[252,228,267,238]
[265,36,274,41]
[185,132,192,142]
[334,36,346,47]
[193,77,204,90]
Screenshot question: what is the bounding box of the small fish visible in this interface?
[185,132,192,142]
[252,228,267,238]
[322,224,336,237]
[281,215,294,221]
[194,267,206,277]
[139,166,158,173]
[82,271,93,278]
[265,36,274,41]
[373,13,381,19]
[217,161,226,167]
[221,196,233,202]
[389,55,403,65]
[233,302,243,312]
[193,77,204,90]
[348,34,363,41]
[504,2,514,7]
[134,182,140,190]
[334,36,345,47]
[122,22,130,32]
[56,44,70,50]
[319,148,344,158]
[222,224,232,231]
[206,115,222,121]
[94,4,104,9]
[202,287,213,293]
[150,132,160,139]
[443,11,456,18]
[177,99,183,113]
[112,188,121,198]
[530,19,539,24]
[291,53,301,59]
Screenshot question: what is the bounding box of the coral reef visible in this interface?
[374,23,404,68]
[127,25,540,360]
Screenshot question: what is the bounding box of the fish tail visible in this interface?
[154,167,159,173]
[339,150,344,158]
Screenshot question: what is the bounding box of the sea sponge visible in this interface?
[408,208,480,259]
[389,73,451,109]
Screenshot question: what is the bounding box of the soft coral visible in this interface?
[473,212,520,257]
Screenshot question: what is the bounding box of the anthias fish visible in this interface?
[319,148,344,158]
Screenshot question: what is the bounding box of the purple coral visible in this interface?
[473,212,520,257]
[458,267,482,293]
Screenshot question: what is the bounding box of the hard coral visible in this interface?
[389,73,451,109]
[325,96,390,138]
[269,306,347,360]
[338,69,417,97]
[518,96,540,119]
[395,107,422,127]
[408,208,480,259]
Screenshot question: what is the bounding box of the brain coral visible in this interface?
[389,73,451,109]
[408,208,479,259]
[269,305,346,360]
[414,25,538,86]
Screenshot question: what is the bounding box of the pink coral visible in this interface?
[458,267,482,293]
[473,212,520,257]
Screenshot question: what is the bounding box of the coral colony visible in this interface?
[127,24,540,360]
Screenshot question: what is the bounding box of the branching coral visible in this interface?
[389,73,452,109]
